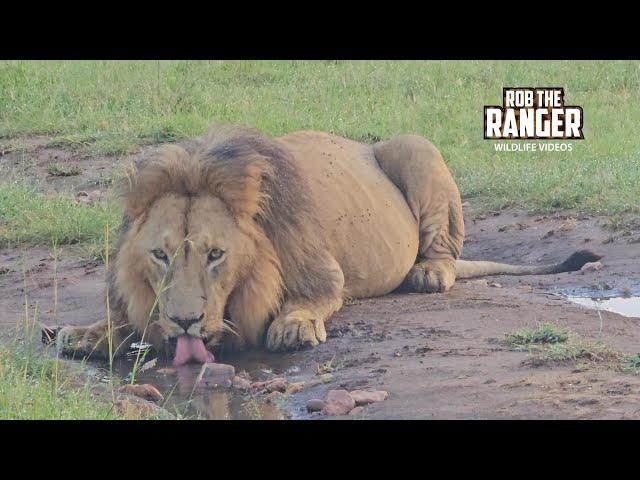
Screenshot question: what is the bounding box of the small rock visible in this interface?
[286,381,305,394]
[349,390,389,406]
[114,398,158,418]
[265,391,283,404]
[157,367,177,375]
[306,398,326,412]
[581,261,603,272]
[322,389,356,416]
[489,282,502,288]
[198,363,235,388]
[348,406,365,416]
[265,378,287,393]
[118,384,164,402]
[202,363,235,378]
[231,376,252,390]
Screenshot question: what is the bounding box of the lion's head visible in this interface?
[108,126,334,364]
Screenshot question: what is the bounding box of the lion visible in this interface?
[56,125,600,364]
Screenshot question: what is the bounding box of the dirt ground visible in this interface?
[2,143,640,419]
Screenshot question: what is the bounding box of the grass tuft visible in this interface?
[0,182,121,248]
[503,324,569,348]
[46,162,82,177]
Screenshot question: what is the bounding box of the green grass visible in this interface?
[1,60,639,217]
[0,182,121,248]
[531,339,620,368]
[46,162,82,177]
[503,324,569,348]
[504,325,636,373]
[0,335,122,419]
[620,353,640,373]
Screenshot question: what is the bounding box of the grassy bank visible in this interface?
[1,60,639,249]
[0,335,122,419]
[0,182,121,249]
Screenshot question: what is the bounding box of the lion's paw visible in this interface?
[56,326,85,353]
[266,310,326,352]
[56,326,96,358]
[403,261,456,293]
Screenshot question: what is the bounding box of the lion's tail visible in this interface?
[454,250,602,279]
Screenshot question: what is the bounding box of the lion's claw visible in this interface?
[266,310,326,351]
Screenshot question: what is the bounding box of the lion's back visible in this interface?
[276,131,419,298]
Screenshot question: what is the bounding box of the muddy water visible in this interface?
[92,349,308,420]
[564,285,640,319]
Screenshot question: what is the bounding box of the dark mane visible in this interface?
[116,125,338,300]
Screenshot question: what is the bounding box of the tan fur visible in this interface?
[57,125,599,358]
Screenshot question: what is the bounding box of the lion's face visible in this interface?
[122,192,257,357]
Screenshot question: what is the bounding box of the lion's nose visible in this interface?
[169,313,204,332]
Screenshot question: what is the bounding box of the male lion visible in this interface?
[57,126,600,364]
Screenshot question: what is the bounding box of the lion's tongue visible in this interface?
[173,335,215,366]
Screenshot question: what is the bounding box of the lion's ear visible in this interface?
[203,154,273,218]
[119,144,201,220]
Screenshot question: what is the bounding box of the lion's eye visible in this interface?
[151,249,168,262]
[207,248,225,263]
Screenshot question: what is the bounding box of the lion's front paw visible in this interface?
[266,310,326,352]
[56,325,92,357]
[402,260,456,293]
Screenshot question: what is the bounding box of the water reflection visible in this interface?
[99,349,303,419]
[566,295,640,318]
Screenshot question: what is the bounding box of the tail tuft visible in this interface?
[559,250,603,272]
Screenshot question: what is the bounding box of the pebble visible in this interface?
[322,389,355,416]
[202,363,235,378]
[157,367,177,375]
[114,398,158,418]
[306,398,326,412]
[286,381,305,394]
[118,383,164,402]
[349,389,389,406]
[348,406,365,416]
[581,261,603,272]
[265,378,288,393]
[231,376,252,390]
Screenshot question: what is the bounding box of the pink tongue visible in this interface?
[173,335,215,366]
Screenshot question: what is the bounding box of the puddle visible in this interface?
[564,286,640,319]
[38,327,317,419]
[91,349,309,420]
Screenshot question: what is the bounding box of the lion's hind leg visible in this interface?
[374,135,464,293]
